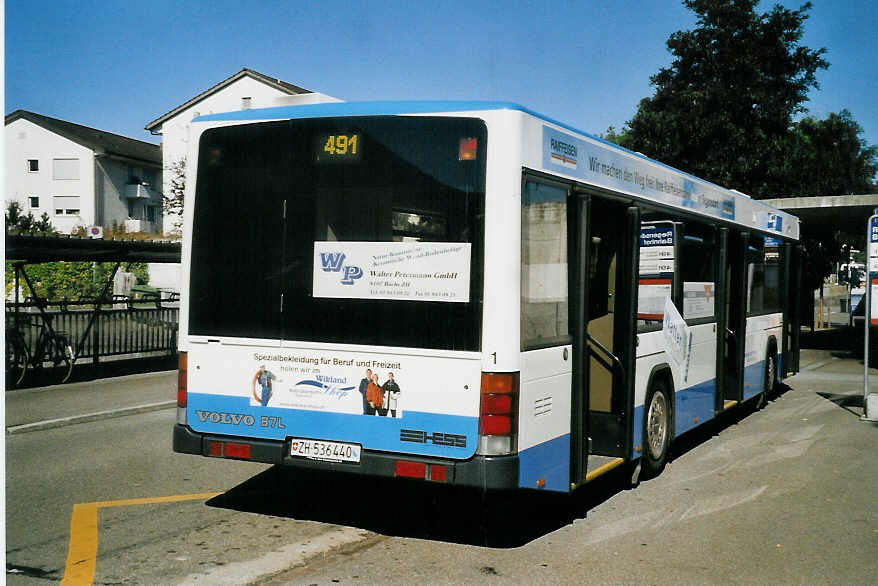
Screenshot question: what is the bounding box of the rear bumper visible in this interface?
[173,424,519,491]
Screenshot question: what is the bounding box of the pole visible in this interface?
[865,213,878,421]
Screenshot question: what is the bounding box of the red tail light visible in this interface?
[177,352,188,407]
[481,393,513,414]
[478,372,518,455]
[480,415,513,435]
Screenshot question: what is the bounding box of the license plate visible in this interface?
[289,438,361,463]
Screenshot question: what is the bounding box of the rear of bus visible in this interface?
[173,108,518,488]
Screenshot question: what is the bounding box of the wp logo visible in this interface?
[319,252,363,285]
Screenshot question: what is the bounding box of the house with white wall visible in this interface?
[145,67,340,232]
[5,110,163,234]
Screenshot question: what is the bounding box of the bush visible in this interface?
[5,261,151,301]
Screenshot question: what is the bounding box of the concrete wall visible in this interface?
[155,78,294,233]
[5,118,95,234]
[148,263,182,292]
[95,156,163,233]
[152,76,340,232]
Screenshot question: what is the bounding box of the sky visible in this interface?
[5,1,877,154]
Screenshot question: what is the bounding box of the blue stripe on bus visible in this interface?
[186,393,478,459]
[631,356,781,459]
[518,433,570,492]
[194,101,524,122]
[742,359,765,401]
[674,378,717,436]
[631,378,716,459]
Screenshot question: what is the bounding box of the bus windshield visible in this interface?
[188,116,486,351]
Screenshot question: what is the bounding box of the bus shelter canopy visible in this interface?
[5,234,181,264]
[763,194,878,244]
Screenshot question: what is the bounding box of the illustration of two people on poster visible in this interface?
[359,368,401,417]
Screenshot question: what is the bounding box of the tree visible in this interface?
[5,259,150,301]
[5,201,57,236]
[780,110,878,196]
[5,202,149,300]
[163,158,186,233]
[620,0,829,198]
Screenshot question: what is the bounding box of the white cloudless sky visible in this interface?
[5,1,876,155]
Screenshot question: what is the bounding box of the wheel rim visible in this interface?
[53,342,74,383]
[646,391,668,460]
[765,355,775,392]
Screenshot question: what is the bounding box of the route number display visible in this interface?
[318,134,360,161]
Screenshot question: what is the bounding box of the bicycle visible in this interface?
[5,323,30,387]
[5,314,75,386]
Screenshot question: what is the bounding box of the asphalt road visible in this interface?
[5,349,878,585]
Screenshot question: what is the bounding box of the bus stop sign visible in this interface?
[864,213,878,420]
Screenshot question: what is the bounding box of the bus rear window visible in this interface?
[188,116,486,351]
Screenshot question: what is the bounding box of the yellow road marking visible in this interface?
[60,492,222,586]
[87,492,223,509]
[61,504,98,586]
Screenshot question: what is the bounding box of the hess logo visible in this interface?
[319,252,363,285]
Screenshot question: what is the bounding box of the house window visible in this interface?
[29,196,40,208]
[146,206,157,223]
[53,158,80,180]
[242,96,252,109]
[53,195,81,216]
[27,159,39,172]
[128,166,145,184]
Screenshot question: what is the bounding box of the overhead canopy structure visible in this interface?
[5,234,181,264]
[763,194,878,244]
[6,235,182,367]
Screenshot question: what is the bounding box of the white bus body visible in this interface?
[174,102,800,493]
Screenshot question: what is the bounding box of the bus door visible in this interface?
[571,192,639,484]
[723,230,749,405]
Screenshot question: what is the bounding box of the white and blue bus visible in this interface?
[173,101,801,492]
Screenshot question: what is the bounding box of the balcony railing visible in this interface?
[124,184,152,199]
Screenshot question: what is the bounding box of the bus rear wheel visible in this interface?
[642,379,671,479]
[758,350,777,409]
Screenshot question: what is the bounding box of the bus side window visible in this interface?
[638,217,675,333]
[680,226,717,322]
[521,180,569,349]
[747,235,783,316]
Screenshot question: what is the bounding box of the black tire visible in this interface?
[759,350,777,408]
[642,378,671,479]
[5,337,29,388]
[50,337,74,384]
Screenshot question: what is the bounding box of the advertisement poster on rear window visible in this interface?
[313,241,471,303]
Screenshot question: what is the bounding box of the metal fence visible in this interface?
[6,298,178,364]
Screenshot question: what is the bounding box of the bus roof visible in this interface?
[193,100,798,240]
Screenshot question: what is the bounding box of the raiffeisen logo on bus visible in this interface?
[319,252,363,285]
[549,137,578,169]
